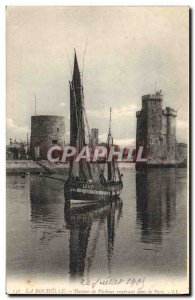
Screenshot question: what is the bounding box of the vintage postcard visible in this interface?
[6,6,190,295]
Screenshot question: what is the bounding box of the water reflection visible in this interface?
[30,176,66,245]
[136,169,176,244]
[29,175,123,279]
[64,199,123,280]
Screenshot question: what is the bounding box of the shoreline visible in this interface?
[6,160,186,175]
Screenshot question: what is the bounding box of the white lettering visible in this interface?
[136,146,147,162]
[47,146,61,162]
[93,146,107,162]
[61,146,77,162]
[75,146,90,162]
[108,146,124,162]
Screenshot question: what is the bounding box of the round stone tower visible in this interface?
[164,107,177,162]
[30,115,65,160]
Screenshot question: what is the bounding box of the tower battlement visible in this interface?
[142,91,163,101]
[163,107,177,117]
[136,111,141,118]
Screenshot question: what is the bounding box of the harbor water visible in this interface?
[7,167,187,282]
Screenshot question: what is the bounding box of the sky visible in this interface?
[6,6,189,146]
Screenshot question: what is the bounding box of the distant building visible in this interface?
[89,128,99,148]
[136,90,187,167]
[30,115,65,160]
[6,138,29,160]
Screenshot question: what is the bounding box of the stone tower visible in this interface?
[163,107,177,161]
[30,115,65,160]
[136,90,177,166]
[136,91,163,163]
[89,128,99,148]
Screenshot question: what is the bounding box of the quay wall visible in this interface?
[6,160,69,174]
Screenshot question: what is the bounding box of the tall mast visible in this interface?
[109,107,112,135]
[108,107,112,145]
[107,107,113,181]
[35,93,36,116]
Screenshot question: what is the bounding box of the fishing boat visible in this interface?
[64,51,123,204]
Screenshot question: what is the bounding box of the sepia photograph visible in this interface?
[6,6,189,295]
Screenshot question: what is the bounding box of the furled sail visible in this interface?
[69,51,93,181]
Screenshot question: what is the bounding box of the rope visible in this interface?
[40,175,64,193]
[82,39,88,86]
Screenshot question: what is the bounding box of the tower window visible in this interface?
[57,128,59,132]
[52,140,58,145]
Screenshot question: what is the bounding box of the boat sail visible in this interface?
[65,51,123,204]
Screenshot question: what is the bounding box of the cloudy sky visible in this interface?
[7,6,189,146]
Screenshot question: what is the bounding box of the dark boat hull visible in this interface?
[64,180,122,204]
[65,190,120,203]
